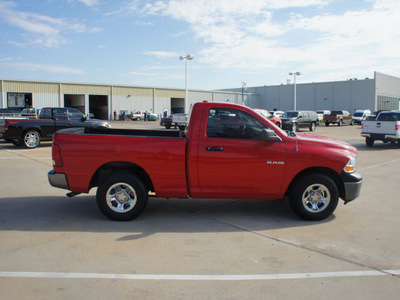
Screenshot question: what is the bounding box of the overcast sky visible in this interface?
[0,0,399,90]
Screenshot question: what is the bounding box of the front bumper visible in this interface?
[361,133,399,140]
[282,123,293,130]
[340,171,363,203]
[48,171,69,190]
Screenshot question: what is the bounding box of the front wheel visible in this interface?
[96,172,148,221]
[291,123,298,132]
[289,173,339,221]
[309,122,316,132]
[23,130,41,148]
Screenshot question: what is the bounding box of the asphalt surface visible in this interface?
[0,121,399,299]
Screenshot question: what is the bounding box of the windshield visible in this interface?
[282,111,298,118]
[254,109,272,119]
[331,111,342,115]
[353,112,363,117]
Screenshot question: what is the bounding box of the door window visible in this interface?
[67,109,84,120]
[206,108,266,140]
[54,108,68,120]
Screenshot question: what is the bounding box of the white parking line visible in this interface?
[358,159,400,171]
[0,270,399,281]
[0,157,50,159]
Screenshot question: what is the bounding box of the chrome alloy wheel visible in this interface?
[106,182,137,213]
[302,184,330,213]
[24,131,40,148]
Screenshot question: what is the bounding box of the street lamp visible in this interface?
[180,54,194,114]
[289,72,301,110]
[241,81,247,105]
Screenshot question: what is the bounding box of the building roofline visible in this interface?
[0,78,247,95]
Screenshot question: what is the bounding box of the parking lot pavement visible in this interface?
[0,123,399,299]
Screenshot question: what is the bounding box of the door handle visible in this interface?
[206,146,224,151]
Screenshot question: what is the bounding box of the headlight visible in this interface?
[344,156,357,173]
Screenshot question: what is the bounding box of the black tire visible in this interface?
[23,130,41,148]
[309,122,316,132]
[96,172,148,221]
[12,139,23,146]
[165,124,171,129]
[325,122,330,126]
[289,173,339,221]
[366,137,374,147]
[291,123,298,132]
[338,119,343,126]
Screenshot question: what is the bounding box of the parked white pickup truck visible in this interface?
[361,111,400,147]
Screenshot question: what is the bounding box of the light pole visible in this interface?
[180,54,194,114]
[289,72,301,110]
[241,82,247,105]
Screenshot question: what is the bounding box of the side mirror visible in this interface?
[261,129,282,142]
[81,116,88,122]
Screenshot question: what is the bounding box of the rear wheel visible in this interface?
[96,172,148,221]
[12,139,23,146]
[366,137,374,147]
[289,173,339,221]
[23,130,41,148]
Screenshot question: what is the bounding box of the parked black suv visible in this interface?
[281,110,319,132]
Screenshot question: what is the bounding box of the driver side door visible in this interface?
[197,107,287,198]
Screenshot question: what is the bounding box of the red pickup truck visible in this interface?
[48,102,362,221]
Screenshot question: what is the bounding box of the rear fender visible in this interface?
[89,161,154,193]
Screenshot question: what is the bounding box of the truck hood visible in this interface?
[294,133,358,155]
[86,119,111,128]
[281,117,297,121]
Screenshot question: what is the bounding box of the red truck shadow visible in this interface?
[0,195,335,239]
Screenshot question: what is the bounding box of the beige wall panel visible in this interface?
[155,89,185,98]
[61,84,110,95]
[4,81,59,94]
[113,87,153,97]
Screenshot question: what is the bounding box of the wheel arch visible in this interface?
[23,127,43,137]
[287,167,345,200]
[89,161,154,193]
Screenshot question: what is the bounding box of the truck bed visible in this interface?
[83,127,183,138]
[55,126,183,138]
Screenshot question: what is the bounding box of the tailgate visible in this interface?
[0,119,5,134]
[362,121,399,135]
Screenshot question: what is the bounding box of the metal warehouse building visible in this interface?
[1,71,400,119]
[236,71,400,113]
[0,80,255,120]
